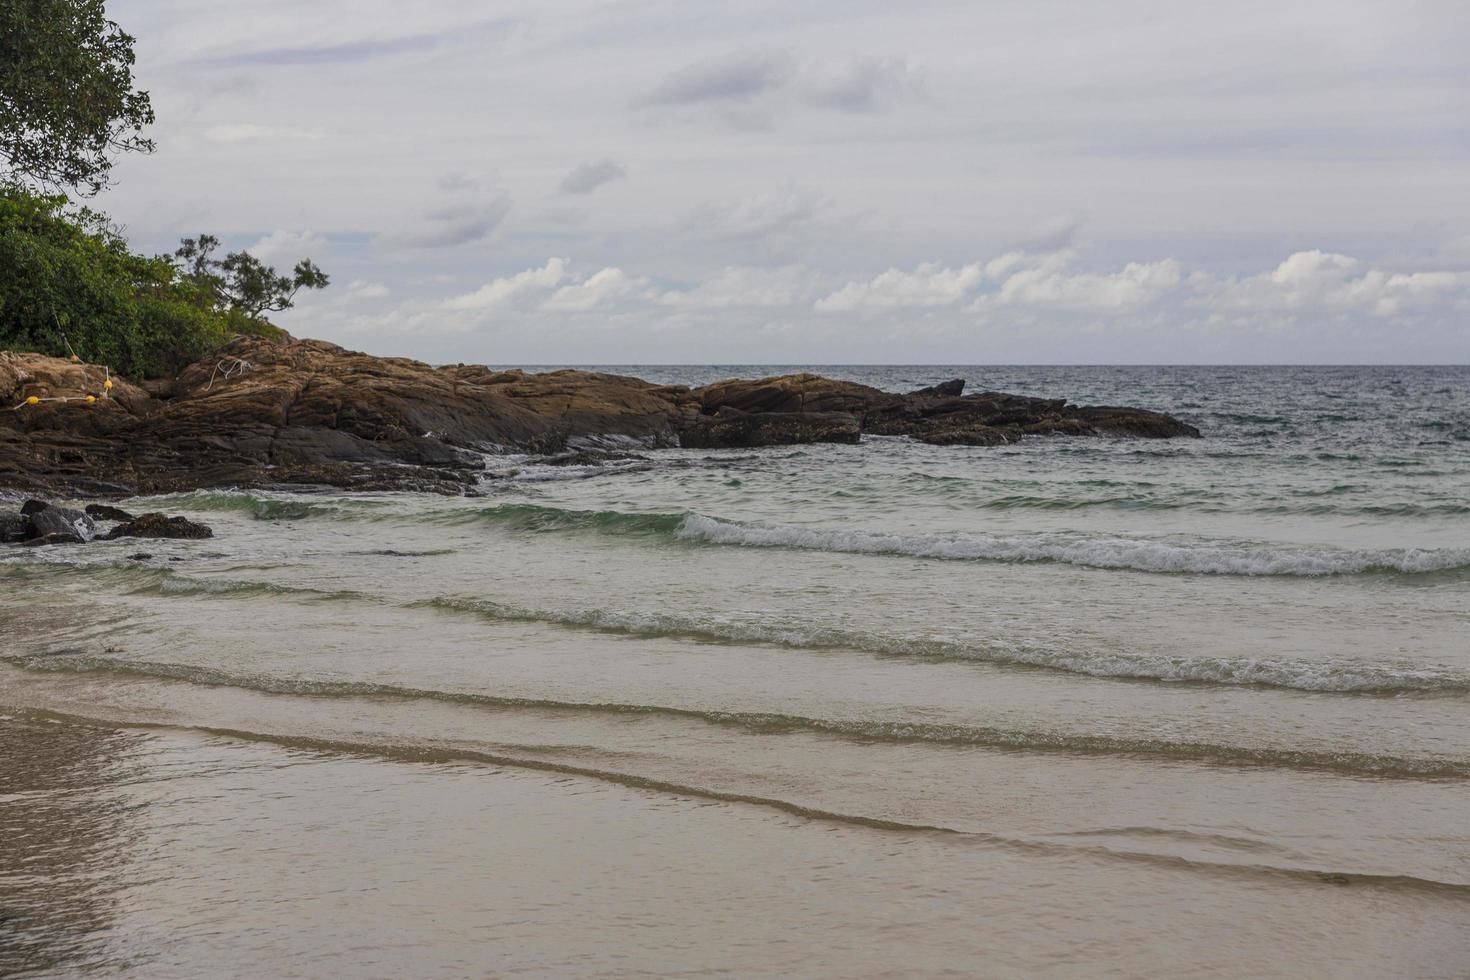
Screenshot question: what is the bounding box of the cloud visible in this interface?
[657,266,819,309]
[639,50,796,106]
[686,185,830,242]
[543,267,652,312]
[247,229,331,264]
[201,19,515,68]
[1195,251,1470,317]
[560,158,628,195]
[986,252,1184,313]
[816,262,984,312]
[343,280,391,301]
[799,56,922,112]
[381,176,512,249]
[636,50,921,123]
[444,258,567,311]
[1019,214,1086,253]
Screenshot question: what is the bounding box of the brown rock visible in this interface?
[106,513,213,540]
[0,338,1200,495]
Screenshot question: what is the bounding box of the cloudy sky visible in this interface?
[105,0,1470,363]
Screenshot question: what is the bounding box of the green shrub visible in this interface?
[0,185,286,378]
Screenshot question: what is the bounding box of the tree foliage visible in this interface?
[0,0,155,196]
[0,185,291,378]
[172,235,330,320]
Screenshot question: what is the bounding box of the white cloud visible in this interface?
[560,158,627,195]
[815,262,983,311]
[799,56,923,112]
[987,252,1183,312]
[658,266,819,309]
[248,229,331,264]
[686,186,830,242]
[344,280,391,301]
[1195,251,1470,317]
[444,258,567,311]
[542,267,651,312]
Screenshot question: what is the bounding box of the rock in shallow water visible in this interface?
[24,504,95,543]
[106,513,213,540]
[85,503,137,522]
[680,409,862,449]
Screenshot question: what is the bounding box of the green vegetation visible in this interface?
[0,186,264,377]
[0,1,330,378]
[1,0,154,197]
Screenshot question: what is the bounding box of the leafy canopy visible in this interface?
[0,186,307,378]
[1,0,154,196]
[173,235,330,320]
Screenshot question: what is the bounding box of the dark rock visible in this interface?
[27,505,95,543]
[128,552,153,560]
[22,532,83,547]
[1073,406,1203,439]
[915,426,1013,447]
[85,503,136,522]
[20,499,48,515]
[1,513,31,542]
[106,513,213,540]
[680,410,862,449]
[909,379,966,398]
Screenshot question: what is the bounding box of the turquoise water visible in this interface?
[2,365,1468,976]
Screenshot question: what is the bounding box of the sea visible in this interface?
[2,364,1468,978]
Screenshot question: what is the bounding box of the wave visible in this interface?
[12,558,1461,695]
[437,501,688,535]
[672,514,1470,577]
[6,656,1467,780]
[134,489,394,521]
[421,596,1470,696]
[414,501,1470,576]
[11,557,1462,694]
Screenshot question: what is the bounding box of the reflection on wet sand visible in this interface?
[0,716,144,977]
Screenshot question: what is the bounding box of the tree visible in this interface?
[173,235,331,321]
[1,0,155,196]
[0,186,271,378]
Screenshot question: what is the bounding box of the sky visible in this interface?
[101,0,1470,364]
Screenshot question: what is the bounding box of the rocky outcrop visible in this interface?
[680,408,862,449]
[693,375,1200,447]
[107,512,213,539]
[1,337,1199,497]
[1,499,210,546]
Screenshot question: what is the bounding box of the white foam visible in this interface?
[674,514,1470,576]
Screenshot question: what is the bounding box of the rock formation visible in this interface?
[1,336,1200,497]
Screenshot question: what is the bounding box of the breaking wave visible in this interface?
[419,596,1470,695]
[437,502,1470,577]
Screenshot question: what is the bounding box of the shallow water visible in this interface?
[2,365,1468,977]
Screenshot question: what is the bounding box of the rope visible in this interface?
[204,356,253,391]
[9,393,100,410]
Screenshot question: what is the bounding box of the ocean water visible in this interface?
[2,364,1468,977]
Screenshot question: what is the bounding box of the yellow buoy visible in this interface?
[85,394,97,404]
[25,395,39,405]
[104,379,113,390]
[69,354,81,363]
